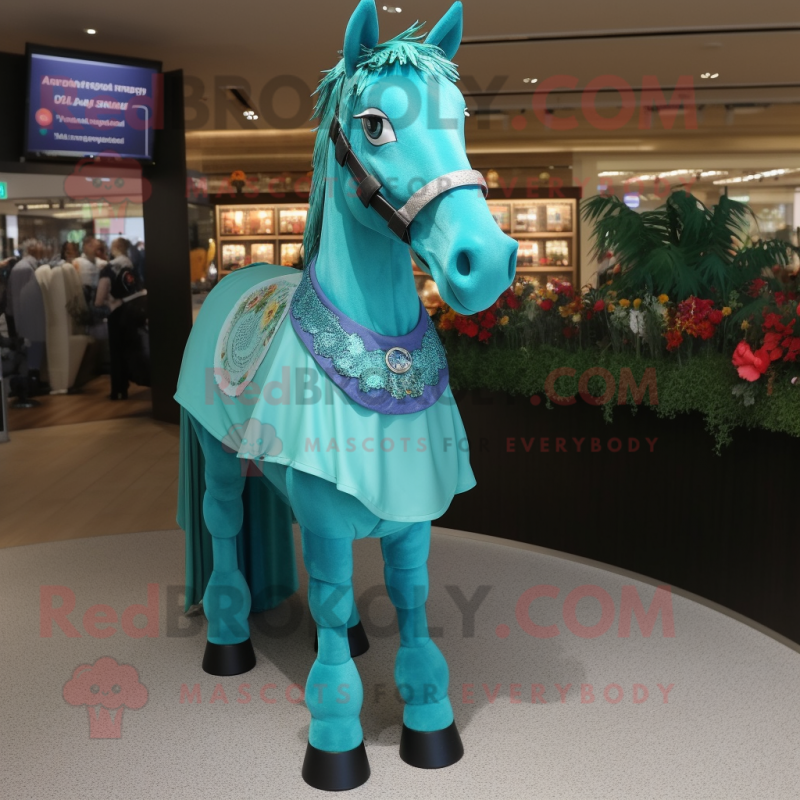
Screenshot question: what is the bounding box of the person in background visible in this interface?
[97,237,148,400]
[5,239,48,393]
[129,240,145,286]
[51,241,80,267]
[96,239,109,263]
[73,236,108,322]
[6,239,43,337]
[73,236,105,293]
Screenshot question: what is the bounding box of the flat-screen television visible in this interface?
[25,44,162,163]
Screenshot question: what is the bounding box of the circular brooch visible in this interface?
[385,346,413,374]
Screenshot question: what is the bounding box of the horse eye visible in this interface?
[355,108,397,146]
[112,684,122,693]
[90,685,100,693]
[363,116,383,138]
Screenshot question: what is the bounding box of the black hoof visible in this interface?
[314,621,370,658]
[302,740,370,791]
[202,638,256,676]
[400,720,464,769]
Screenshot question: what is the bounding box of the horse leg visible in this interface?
[195,423,255,676]
[287,468,373,791]
[314,602,370,658]
[382,521,464,769]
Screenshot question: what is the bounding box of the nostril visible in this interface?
[508,248,517,282]
[456,251,471,278]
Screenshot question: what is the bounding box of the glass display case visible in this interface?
[216,202,307,276]
[250,242,275,263]
[219,193,580,288]
[279,207,308,235]
[507,196,579,284]
[280,241,303,267]
[221,243,247,270]
[487,202,511,232]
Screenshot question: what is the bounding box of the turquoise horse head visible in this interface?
[305,0,518,330]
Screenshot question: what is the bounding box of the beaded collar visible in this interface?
[290,259,449,415]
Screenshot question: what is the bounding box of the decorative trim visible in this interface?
[290,260,449,415]
[214,271,301,397]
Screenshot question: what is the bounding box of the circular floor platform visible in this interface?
[1,527,798,798]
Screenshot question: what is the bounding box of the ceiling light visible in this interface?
[523,77,538,84]
[713,168,800,185]
[85,28,97,35]
[700,72,719,79]
[381,5,402,11]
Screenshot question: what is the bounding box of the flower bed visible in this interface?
[434,191,800,451]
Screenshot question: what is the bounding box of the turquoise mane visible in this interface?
[303,23,460,261]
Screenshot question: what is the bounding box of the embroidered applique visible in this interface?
[290,262,448,413]
[214,272,301,397]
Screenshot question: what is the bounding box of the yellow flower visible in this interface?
[499,315,509,326]
[658,294,669,304]
[633,298,642,309]
[514,284,524,296]
[619,298,631,308]
[260,300,279,329]
[571,313,581,323]
[722,306,732,317]
[608,290,617,299]
[559,306,570,318]
[545,290,557,302]
[607,303,616,313]
[741,320,750,330]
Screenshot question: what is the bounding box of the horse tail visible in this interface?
[177,407,299,613]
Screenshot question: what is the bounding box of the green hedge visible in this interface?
[446,342,800,452]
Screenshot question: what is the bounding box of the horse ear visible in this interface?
[344,0,380,77]
[426,1,463,61]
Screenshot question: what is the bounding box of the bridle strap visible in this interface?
[329,116,488,245]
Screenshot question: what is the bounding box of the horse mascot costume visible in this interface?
[176,0,517,789]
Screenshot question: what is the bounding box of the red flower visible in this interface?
[504,293,520,310]
[732,341,770,381]
[480,311,497,329]
[562,326,577,339]
[665,330,683,351]
[585,311,593,321]
[784,337,800,362]
[708,309,723,325]
[539,299,553,311]
[763,312,781,330]
[593,299,605,312]
[748,278,767,298]
[763,330,783,351]
[478,328,492,342]
[454,315,480,338]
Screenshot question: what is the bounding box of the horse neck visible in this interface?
[313,177,420,336]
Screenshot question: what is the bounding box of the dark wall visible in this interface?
[142,70,193,424]
[0,52,25,163]
[439,392,800,645]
